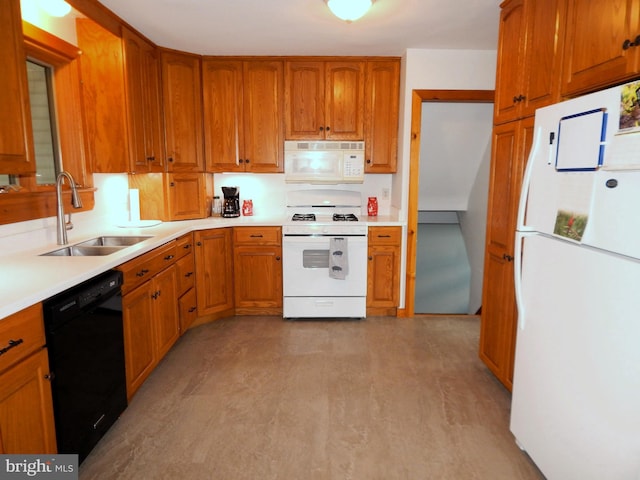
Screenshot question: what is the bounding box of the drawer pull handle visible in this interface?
[183,244,191,250]
[0,338,24,356]
[185,272,194,277]
[378,235,391,238]
[250,234,263,238]
[136,268,149,277]
[164,255,174,261]
[188,306,197,313]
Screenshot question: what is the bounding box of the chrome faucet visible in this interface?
[55,171,83,245]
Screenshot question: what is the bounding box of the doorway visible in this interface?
[405,90,494,317]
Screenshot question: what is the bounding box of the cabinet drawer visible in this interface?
[176,253,195,296]
[179,288,198,333]
[118,240,178,294]
[0,304,45,374]
[175,232,194,260]
[234,226,281,245]
[368,226,401,246]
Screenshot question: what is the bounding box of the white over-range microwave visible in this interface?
[284,141,365,184]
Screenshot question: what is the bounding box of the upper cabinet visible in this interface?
[0,0,35,174]
[202,58,284,173]
[77,18,129,173]
[161,51,204,172]
[285,60,365,140]
[364,59,400,173]
[561,0,640,96]
[122,27,164,173]
[493,0,564,125]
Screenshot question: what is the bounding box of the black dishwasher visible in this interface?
[43,270,128,464]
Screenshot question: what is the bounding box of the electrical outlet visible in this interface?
[382,188,390,199]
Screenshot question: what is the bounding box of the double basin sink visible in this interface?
[41,236,152,257]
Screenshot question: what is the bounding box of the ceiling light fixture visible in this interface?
[37,0,72,17]
[326,0,373,22]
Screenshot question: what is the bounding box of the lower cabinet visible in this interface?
[117,240,180,399]
[367,226,402,315]
[194,228,234,317]
[0,304,56,454]
[233,227,282,314]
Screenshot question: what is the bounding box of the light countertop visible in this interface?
[0,214,403,320]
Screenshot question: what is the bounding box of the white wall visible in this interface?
[419,102,493,211]
[395,48,497,310]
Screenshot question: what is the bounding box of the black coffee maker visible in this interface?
[221,186,240,218]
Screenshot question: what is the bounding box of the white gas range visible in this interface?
[282,190,368,319]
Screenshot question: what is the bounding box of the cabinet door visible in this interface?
[153,265,180,360]
[0,349,56,454]
[562,0,640,96]
[284,61,325,140]
[122,282,155,398]
[234,246,282,310]
[77,18,129,173]
[364,60,399,173]
[161,51,204,172]
[324,62,365,140]
[367,245,400,308]
[202,59,244,172]
[122,28,164,173]
[0,0,35,174]
[493,0,526,125]
[194,228,234,315]
[520,0,564,116]
[242,60,284,173]
[480,117,534,390]
[166,173,209,220]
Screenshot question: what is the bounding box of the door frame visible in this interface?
[404,89,494,317]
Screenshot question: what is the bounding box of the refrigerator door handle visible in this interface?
[514,230,539,330]
[516,125,543,230]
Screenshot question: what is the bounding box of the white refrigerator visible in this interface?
[511,80,640,480]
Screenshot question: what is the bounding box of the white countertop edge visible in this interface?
[0,214,405,320]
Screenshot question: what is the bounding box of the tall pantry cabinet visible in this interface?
[480,0,563,390]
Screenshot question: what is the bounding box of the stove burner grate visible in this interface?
[292,213,316,221]
[333,213,359,222]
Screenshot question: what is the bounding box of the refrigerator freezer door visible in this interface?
[511,235,640,480]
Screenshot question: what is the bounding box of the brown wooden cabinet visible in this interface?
[561,0,640,96]
[233,227,282,315]
[129,172,212,221]
[0,304,56,454]
[285,60,365,140]
[493,0,564,125]
[161,50,204,172]
[194,228,235,317]
[118,241,181,399]
[364,60,400,173]
[367,226,401,316]
[77,18,129,173]
[203,59,284,173]
[122,27,164,173]
[0,0,35,174]
[480,117,534,390]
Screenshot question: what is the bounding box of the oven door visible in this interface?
[282,234,368,297]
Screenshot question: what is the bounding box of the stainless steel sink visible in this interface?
[75,235,152,247]
[40,235,152,256]
[41,245,125,256]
